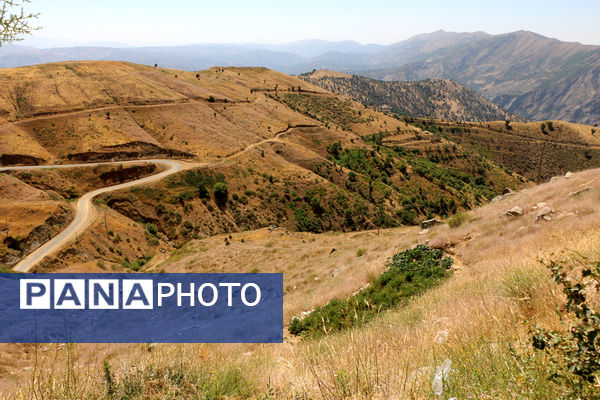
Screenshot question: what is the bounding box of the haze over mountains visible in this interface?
[1,30,598,125]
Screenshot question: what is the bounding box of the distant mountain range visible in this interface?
[300,70,514,122]
[1,30,598,124]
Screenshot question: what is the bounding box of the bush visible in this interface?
[146,223,158,236]
[448,212,468,228]
[532,258,600,398]
[293,203,322,233]
[396,209,417,225]
[289,245,452,338]
[213,182,228,204]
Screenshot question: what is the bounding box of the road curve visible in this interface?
[1,159,192,272]
[0,125,315,272]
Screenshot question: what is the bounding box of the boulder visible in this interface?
[432,358,452,397]
[492,190,516,202]
[536,206,554,221]
[503,206,523,217]
[565,171,573,179]
[421,218,442,229]
[509,206,523,216]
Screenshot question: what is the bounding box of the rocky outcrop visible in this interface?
[0,153,45,166]
[492,189,517,203]
[67,141,193,162]
[536,206,554,222]
[0,204,73,266]
[421,218,442,229]
[503,206,523,217]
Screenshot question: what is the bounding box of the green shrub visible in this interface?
[356,248,366,257]
[448,212,468,228]
[289,245,452,338]
[396,209,417,225]
[0,264,13,273]
[532,258,600,398]
[146,223,158,236]
[293,203,322,233]
[213,182,228,204]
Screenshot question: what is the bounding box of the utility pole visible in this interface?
[536,141,547,184]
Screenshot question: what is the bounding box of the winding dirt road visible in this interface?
[0,124,322,272]
[0,159,196,272]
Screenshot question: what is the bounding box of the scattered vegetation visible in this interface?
[289,245,453,338]
[278,93,366,130]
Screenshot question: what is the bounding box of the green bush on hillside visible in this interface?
[448,212,469,228]
[532,258,600,398]
[213,182,228,204]
[289,245,453,338]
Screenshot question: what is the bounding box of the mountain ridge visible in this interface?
[1,30,598,124]
[299,69,515,122]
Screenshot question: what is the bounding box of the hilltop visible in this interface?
[300,69,514,122]
[1,30,598,124]
[364,31,600,125]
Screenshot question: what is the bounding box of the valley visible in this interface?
[0,60,599,399]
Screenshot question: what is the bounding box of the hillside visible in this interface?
[2,30,598,124]
[299,69,514,122]
[0,61,526,272]
[365,31,600,125]
[408,117,600,181]
[2,165,600,398]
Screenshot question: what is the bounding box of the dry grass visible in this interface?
[2,168,599,398]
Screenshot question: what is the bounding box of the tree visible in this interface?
[0,0,39,46]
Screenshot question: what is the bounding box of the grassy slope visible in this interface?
[409,118,600,181]
[4,167,600,398]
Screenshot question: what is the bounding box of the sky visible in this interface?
[17,0,600,47]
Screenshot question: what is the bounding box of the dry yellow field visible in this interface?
[0,167,598,398]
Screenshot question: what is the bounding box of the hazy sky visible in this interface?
[19,0,600,47]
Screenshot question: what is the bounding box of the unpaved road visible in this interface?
[0,125,318,272]
[0,159,197,272]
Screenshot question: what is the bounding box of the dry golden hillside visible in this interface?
[0,61,527,273]
[2,167,599,399]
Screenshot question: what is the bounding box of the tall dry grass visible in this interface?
[3,168,600,399]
